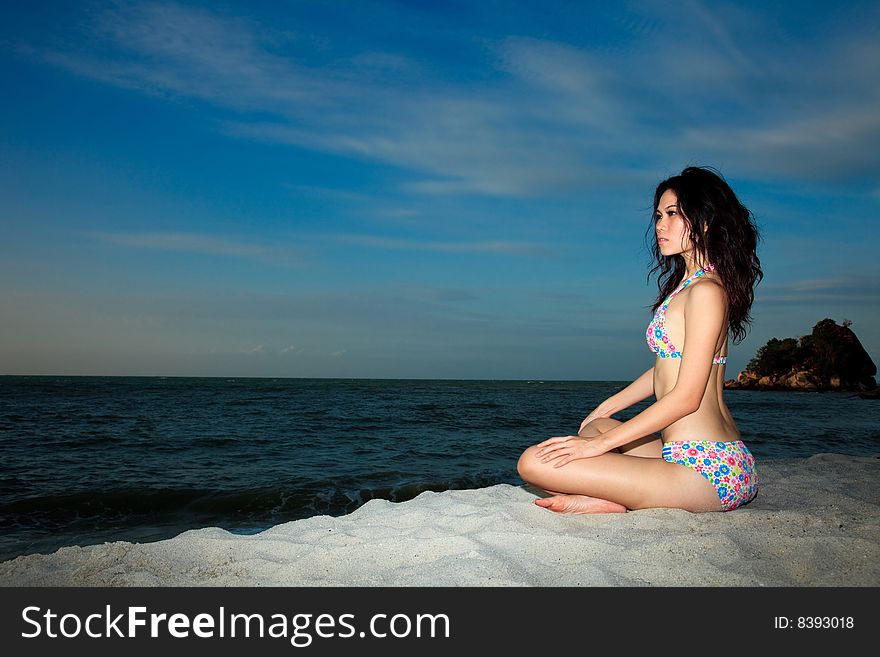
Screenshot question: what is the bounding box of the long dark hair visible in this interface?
[644,165,763,345]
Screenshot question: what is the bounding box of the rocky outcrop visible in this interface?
[725,319,877,393]
[725,369,822,391]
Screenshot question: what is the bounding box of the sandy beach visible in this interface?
[1,453,877,587]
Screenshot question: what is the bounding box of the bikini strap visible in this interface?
[667,264,716,301]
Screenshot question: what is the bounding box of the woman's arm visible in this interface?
[541,390,698,466]
[607,367,656,412]
[580,367,655,429]
[593,390,698,451]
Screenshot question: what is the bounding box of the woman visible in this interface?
[517,166,763,513]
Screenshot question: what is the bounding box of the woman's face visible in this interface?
[655,189,693,257]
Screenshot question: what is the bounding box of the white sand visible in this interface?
[1,453,878,586]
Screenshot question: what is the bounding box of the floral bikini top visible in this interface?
[646,264,727,365]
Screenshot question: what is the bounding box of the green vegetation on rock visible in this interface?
[728,319,876,392]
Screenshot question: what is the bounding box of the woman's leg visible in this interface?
[532,489,628,513]
[517,417,721,513]
[579,417,662,458]
[517,447,723,513]
[518,417,655,513]
[519,417,663,513]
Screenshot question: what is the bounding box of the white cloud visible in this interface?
[683,0,763,77]
[91,231,306,266]
[22,0,880,196]
[21,3,649,195]
[681,107,880,180]
[281,183,375,203]
[758,272,880,303]
[327,233,550,256]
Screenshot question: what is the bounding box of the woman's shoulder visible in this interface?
[686,275,728,307]
[699,272,725,289]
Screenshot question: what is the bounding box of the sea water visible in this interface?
[1,376,877,561]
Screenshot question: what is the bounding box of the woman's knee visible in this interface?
[516,445,543,481]
[579,417,623,437]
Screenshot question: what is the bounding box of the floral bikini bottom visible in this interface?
[661,440,758,511]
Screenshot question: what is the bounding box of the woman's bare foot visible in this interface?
[534,494,627,514]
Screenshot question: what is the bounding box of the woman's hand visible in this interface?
[534,435,609,468]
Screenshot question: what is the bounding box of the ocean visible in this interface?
[1,376,878,562]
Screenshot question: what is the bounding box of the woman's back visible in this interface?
[651,270,741,442]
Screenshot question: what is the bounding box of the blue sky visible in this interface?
[1,0,878,380]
